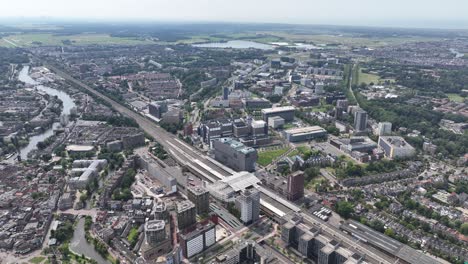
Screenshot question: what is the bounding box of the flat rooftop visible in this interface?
[177,200,195,212]
[218,137,256,154]
[261,106,295,114]
[145,220,165,231]
[284,126,326,135]
[379,136,414,149]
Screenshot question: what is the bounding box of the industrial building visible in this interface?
[187,186,210,215]
[378,136,416,159]
[235,187,260,224]
[283,126,327,142]
[176,200,197,231]
[261,106,295,123]
[213,138,258,172]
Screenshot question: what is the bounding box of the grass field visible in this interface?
[0,38,16,47]
[447,93,465,103]
[1,33,155,47]
[257,147,291,166]
[255,32,441,47]
[29,256,46,264]
[358,70,381,85]
[288,145,311,157]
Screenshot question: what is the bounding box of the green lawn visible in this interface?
[283,123,296,130]
[447,93,465,103]
[29,256,46,264]
[359,70,380,85]
[257,147,291,166]
[1,33,155,47]
[305,176,327,190]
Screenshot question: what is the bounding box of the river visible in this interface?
[16,66,76,160]
[70,217,112,264]
[193,40,274,50]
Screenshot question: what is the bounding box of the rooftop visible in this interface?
[284,126,326,135]
[261,106,295,114]
[217,138,256,154]
[379,136,414,149]
[145,220,165,231]
[177,200,195,213]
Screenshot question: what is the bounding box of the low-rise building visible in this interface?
[283,126,327,142]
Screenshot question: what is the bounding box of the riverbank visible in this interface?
[14,65,76,161]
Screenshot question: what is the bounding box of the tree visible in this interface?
[460,222,468,236]
[335,201,354,219]
[384,228,395,237]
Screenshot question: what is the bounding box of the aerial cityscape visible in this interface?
[0,1,467,264]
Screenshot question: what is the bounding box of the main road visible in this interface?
[44,61,397,264]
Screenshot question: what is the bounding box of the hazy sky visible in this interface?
[2,0,468,28]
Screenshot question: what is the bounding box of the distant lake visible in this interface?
[193,40,274,50]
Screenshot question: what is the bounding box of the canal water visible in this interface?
[70,217,112,264]
[16,66,76,160]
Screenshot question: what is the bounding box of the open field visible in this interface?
[257,147,291,166]
[446,93,465,103]
[255,32,441,47]
[359,70,381,85]
[0,38,17,47]
[1,33,156,47]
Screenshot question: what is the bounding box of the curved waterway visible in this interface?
[16,66,76,160]
[70,217,112,264]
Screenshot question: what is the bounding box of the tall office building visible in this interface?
[335,99,349,120]
[176,200,197,230]
[287,171,305,201]
[153,201,169,221]
[223,87,229,100]
[354,110,368,132]
[235,188,260,224]
[145,220,168,246]
[179,220,216,258]
[187,186,210,215]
